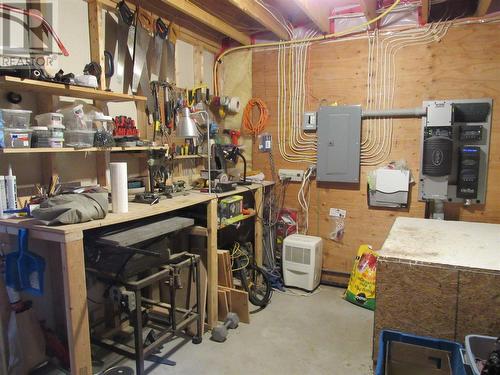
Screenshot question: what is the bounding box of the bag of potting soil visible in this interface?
[344,245,378,310]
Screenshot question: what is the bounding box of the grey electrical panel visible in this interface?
[317,105,362,183]
[419,99,492,204]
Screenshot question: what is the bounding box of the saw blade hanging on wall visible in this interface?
[150,18,168,82]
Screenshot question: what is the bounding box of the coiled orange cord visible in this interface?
[242,98,269,138]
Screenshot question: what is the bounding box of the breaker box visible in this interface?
[316,105,362,183]
[419,99,492,204]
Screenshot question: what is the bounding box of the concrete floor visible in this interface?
[120,285,374,375]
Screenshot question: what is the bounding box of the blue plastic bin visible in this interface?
[376,330,467,375]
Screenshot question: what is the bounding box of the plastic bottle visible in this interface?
[0,175,6,216]
[5,165,17,210]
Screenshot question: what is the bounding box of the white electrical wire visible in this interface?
[298,166,314,234]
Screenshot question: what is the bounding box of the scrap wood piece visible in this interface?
[217,250,233,287]
[218,286,249,324]
[217,290,229,321]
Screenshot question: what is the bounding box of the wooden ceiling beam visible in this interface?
[152,0,252,45]
[291,0,330,34]
[475,0,492,16]
[421,0,430,24]
[359,0,377,30]
[225,0,290,40]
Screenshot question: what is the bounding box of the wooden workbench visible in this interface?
[0,182,273,374]
[373,217,500,359]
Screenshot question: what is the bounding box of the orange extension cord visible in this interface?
[242,98,269,138]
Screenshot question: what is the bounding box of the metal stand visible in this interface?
[89,252,203,375]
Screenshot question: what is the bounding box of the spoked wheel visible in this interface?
[239,264,272,307]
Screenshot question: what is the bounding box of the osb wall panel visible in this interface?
[251,23,500,276]
[456,271,500,342]
[373,260,459,358]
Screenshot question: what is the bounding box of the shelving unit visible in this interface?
[0,76,146,102]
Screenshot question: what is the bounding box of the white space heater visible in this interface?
[282,234,323,291]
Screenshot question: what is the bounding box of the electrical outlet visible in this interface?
[279,169,304,182]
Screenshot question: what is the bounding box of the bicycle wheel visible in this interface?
[239,264,272,307]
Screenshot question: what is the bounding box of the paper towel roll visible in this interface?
[110,162,128,213]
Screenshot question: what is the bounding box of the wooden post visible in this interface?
[60,239,92,375]
[206,198,218,328]
[254,186,264,267]
[96,151,110,188]
[87,0,106,90]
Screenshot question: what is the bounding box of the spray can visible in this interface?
[5,166,17,210]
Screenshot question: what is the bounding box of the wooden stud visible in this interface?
[254,186,264,267]
[225,0,290,40]
[475,0,492,16]
[87,0,106,90]
[291,0,331,34]
[206,199,218,328]
[60,239,92,375]
[360,0,377,30]
[421,0,430,24]
[96,151,110,188]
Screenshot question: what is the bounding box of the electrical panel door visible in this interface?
[317,106,362,183]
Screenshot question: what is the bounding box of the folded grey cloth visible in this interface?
[31,193,108,225]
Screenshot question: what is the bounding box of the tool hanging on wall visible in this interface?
[150,81,176,141]
[188,86,210,107]
[165,23,177,84]
[150,18,168,82]
[134,9,156,124]
[111,1,135,93]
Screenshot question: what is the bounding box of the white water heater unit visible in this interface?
[282,234,323,291]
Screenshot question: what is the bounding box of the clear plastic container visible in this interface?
[35,112,64,127]
[1,109,32,129]
[64,129,95,148]
[58,104,93,130]
[47,124,65,138]
[2,128,33,148]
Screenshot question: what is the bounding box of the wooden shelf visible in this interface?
[0,76,146,102]
[0,147,208,160]
[218,211,256,229]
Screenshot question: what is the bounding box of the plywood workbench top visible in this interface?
[380,217,500,272]
[0,193,213,237]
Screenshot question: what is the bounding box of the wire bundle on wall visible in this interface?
[360,21,452,165]
[298,165,315,234]
[277,28,318,163]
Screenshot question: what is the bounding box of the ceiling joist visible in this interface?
[151,0,251,45]
[225,0,290,40]
[290,0,330,34]
[475,0,492,16]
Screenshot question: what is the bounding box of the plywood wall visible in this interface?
[251,23,500,280]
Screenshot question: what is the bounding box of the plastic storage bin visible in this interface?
[465,335,499,375]
[2,128,33,148]
[35,112,64,127]
[64,130,95,148]
[1,109,32,128]
[376,330,467,375]
[58,105,92,130]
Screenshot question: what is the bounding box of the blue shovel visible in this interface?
[5,229,45,296]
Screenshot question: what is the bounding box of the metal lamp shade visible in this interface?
[177,107,198,138]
